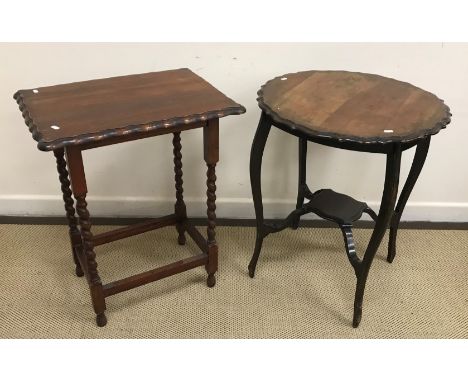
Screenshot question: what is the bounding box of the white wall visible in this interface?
[1,43,467,221]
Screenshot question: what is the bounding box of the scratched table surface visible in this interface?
[257,70,451,144]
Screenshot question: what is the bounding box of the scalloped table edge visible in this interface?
[256,71,452,145]
[14,90,246,151]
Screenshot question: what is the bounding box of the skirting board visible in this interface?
[1,195,468,225]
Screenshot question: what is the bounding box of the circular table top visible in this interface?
[257,71,451,144]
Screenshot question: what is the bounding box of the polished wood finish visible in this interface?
[14,68,245,151]
[103,254,208,297]
[93,215,177,247]
[258,70,451,145]
[184,220,209,253]
[65,145,107,327]
[173,132,187,245]
[54,149,83,277]
[78,121,203,151]
[15,69,245,326]
[204,119,219,288]
[250,70,450,328]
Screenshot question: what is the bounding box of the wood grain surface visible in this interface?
[258,71,451,144]
[14,68,246,151]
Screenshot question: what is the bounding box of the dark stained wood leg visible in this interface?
[340,224,360,277]
[54,149,84,277]
[249,232,265,278]
[248,112,272,278]
[65,146,107,327]
[387,137,431,263]
[173,132,187,245]
[352,144,402,328]
[204,119,219,287]
[292,138,308,230]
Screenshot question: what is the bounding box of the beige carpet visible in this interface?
[0,224,466,338]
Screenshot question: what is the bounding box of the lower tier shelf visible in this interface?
[305,188,375,225]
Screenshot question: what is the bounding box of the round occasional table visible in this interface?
[248,70,451,328]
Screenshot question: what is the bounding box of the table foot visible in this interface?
[207,274,216,288]
[75,265,84,277]
[177,234,186,246]
[96,313,107,327]
[352,305,362,328]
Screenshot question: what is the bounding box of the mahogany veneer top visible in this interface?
[258,71,451,144]
[14,68,246,151]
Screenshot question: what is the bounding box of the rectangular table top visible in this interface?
[14,68,245,151]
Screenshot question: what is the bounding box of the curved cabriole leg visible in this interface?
[352,144,402,328]
[66,147,107,327]
[204,120,219,287]
[54,149,84,277]
[173,132,187,245]
[292,138,308,230]
[387,137,431,263]
[248,112,272,278]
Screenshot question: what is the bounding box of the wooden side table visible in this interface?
[14,68,245,326]
[248,70,451,327]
